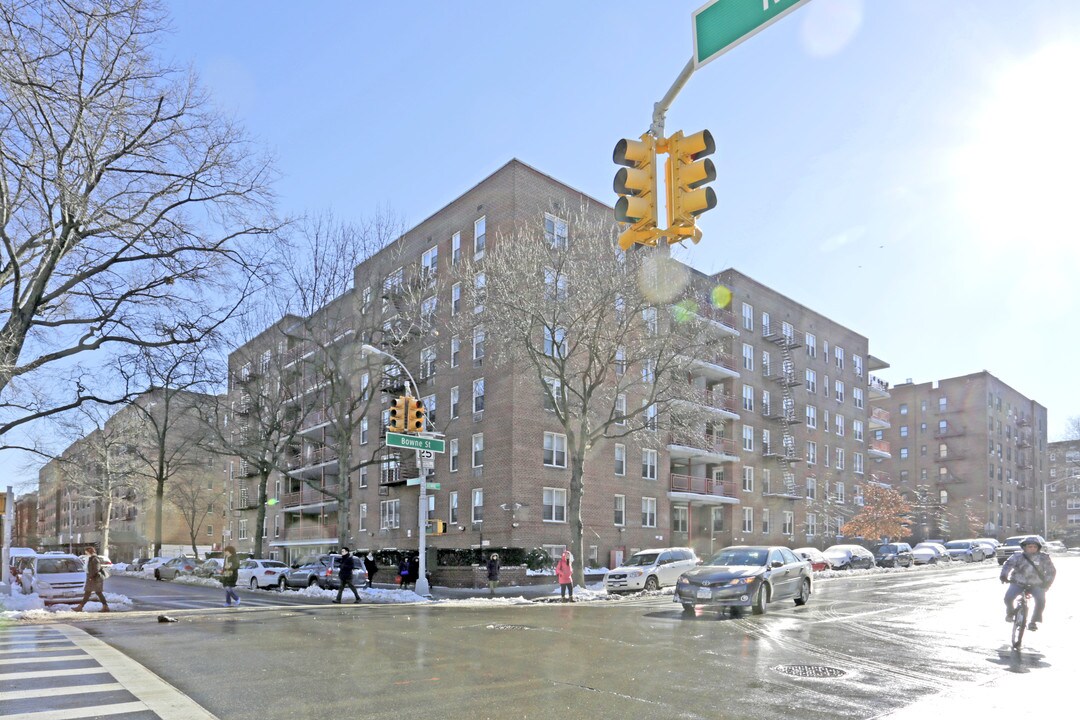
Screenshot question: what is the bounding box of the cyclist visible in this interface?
[1000,536,1056,631]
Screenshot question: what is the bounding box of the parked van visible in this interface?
[7,547,36,579]
[19,553,87,604]
[604,547,699,593]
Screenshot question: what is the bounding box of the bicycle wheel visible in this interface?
[1011,601,1027,649]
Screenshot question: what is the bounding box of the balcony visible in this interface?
[687,352,740,381]
[933,451,966,462]
[869,407,891,429]
[287,446,339,474]
[701,389,739,418]
[278,483,343,511]
[299,407,337,434]
[279,522,339,542]
[667,433,739,463]
[868,439,891,459]
[869,375,890,399]
[680,299,738,336]
[668,473,738,504]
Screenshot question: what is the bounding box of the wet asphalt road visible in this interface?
[34,558,1080,719]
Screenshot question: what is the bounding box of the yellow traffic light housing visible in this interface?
[430,519,447,535]
[613,134,660,250]
[388,396,408,434]
[408,398,426,433]
[666,129,717,243]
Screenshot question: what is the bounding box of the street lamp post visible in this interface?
[362,344,431,597]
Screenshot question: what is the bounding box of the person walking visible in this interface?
[333,547,361,604]
[363,552,378,588]
[73,546,109,612]
[397,556,409,588]
[221,546,241,607]
[555,549,574,602]
[486,553,501,597]
[407,555,420,590]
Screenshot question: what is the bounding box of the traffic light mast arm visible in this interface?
[650,58,696,140]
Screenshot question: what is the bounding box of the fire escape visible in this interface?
[762,323,803,498]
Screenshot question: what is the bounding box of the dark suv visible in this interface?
[282,554,365,590]
[872,542,914,568]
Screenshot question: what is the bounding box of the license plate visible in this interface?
[696,588,711,599]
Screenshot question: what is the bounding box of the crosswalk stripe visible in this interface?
[0,642,74,654]
[0,667,108,682]
[0,654,87,666]
[0,682,123,702]
[2,700,148,720]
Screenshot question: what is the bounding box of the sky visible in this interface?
[5,0,1080,492]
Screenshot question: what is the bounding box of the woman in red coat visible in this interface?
[555,550,574,602]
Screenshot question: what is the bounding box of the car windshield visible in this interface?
[875,544,898,553]
[38,558,83,573]
[824,547,853,555]
[707,548,768,566]
[944,541,968,549]
[624,553,660,566]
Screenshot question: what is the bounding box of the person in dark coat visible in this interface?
[486,553,501,596]
[406,555,420,590]
[398,557,409,588]
[363,552,378,588]
[221,546,241,607]
[333,547,361,603]
[74,546,109,612]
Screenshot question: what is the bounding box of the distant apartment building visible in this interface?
[230,160,893,567]
[35,390,221,561]
[875,372,1048,542]
[14,491,39,548]
[1047,439,1080,541]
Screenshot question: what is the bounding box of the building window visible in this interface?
[473,378,485,413]
[742,302,754,331]
[449,438,459,472]
[544,213,568,249]
[544,326,567,358]
[900,425,909,437]
[642,307,658,335]
[761,509,771,534]
[743,425,755,452]
[853,387,864,409]
[783,511,794,536]
[474,272,486,313]
[806,513,817,537]
[853,419,864,442]
[672,506,688,533]
[452,231,461,265]
[642,497,657,527]
[614,444,626,476]
[473,326,485,366]
[543,432,567,468]
[474,216,486,258]
[642,449,658,480]
[614,495,625,526]
[543,377,561,412]
[615,394,627,425]
[835,447,845,469]
[615,347,627,378]
[853,355,863,377]
[360,416,369,445]
[380,499,400,530]
[835,380,844,404]
[472,434,484,467]
[900,403,908,415]
[806,404,817,428]
[450,336,460,368]
[449,492,458,525]
[900,447,909,459]
[854,452,864,474]
[472,488,484,523]
[238,519,248,540]
[450,386,460,418]
[835,346,844,370]
[543,487,567,522]
[835,414,845,436]
[713,507,725,532]
[806,369,817,394]
[807,477,817,500]
[743,508,754,533]
[806,441,817,465]
[742,466,754,492]
[742,384,754,412]
[835,482,846,503]
[742,343,754,371]
[939,396,947,412]
[806,332,816,357]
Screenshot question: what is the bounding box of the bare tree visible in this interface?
[0,0,277,440]
[54,405,145,558]
[166,466,224,559]
[1065,415,1080,441]
[457,206,712,585]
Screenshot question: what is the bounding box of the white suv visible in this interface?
[604,548,699,593]
[19,554,87,604]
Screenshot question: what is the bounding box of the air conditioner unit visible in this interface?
[473,411,484,423]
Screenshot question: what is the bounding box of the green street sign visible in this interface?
[386,432,445,453]
[693,0,811,69]
[405,478,441,490]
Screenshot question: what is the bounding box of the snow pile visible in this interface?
[813,559,982,580]
[171,575,225,589]
[283,584,431,604]
[0,587,134,620]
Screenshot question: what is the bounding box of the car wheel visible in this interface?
[997,558,1006,566]
[154,570,161,581]
[249,578,259,590]
[794,578,811,606]
[307,576,318,588]
[644,576,659,592]
[751,586,768,615]
[929,557,937,565]
[681,603,695,613]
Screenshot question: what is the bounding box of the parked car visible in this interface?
[281,554,365,590]
[7,547,36,580]
[1044,540,1068,555]
[604,547,699,593]
[872,542,914,568]
[19,553,87,604]
[238,559,290,590]
[911,542,951,565]
[673,545,812,615]
[793,547,828,572]
[822,544,876,570]
[995,535,1039,565]
[942,540,986,562]
[155,556,198,581]
[194,558,224,578]
[971,539,998,559]
[974,537,1001,553]
[140,557,171,574]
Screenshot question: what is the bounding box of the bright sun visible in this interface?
[951,43,1080,255]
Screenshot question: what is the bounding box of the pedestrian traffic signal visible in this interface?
[388,396,408,434]
[408,398,426,433]
[613,134,660,250]
[665,129,717,243]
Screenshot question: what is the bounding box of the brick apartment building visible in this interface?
[230,160,895,568]
[14,491,40,549]
[1047,439,1080,541]
[874,372,1048,542]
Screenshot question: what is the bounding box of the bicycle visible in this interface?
[1009,583,1034,650]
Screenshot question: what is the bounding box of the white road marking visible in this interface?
[0,654,87,666]
[2,700,147,720]
[0,682,123,702]
[0,667,105,681]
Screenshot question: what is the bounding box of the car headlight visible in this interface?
[726,577,756,586]
[627,570,643,578]
[677,577,689,585]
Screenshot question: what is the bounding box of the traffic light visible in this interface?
[429,519,446,535]
[388,396,408,433]
[666,129,717,243]
[408,398,426,433]
[613,133,660,250]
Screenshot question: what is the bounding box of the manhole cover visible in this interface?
[772,665,847,678]
[485,624,530,631]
